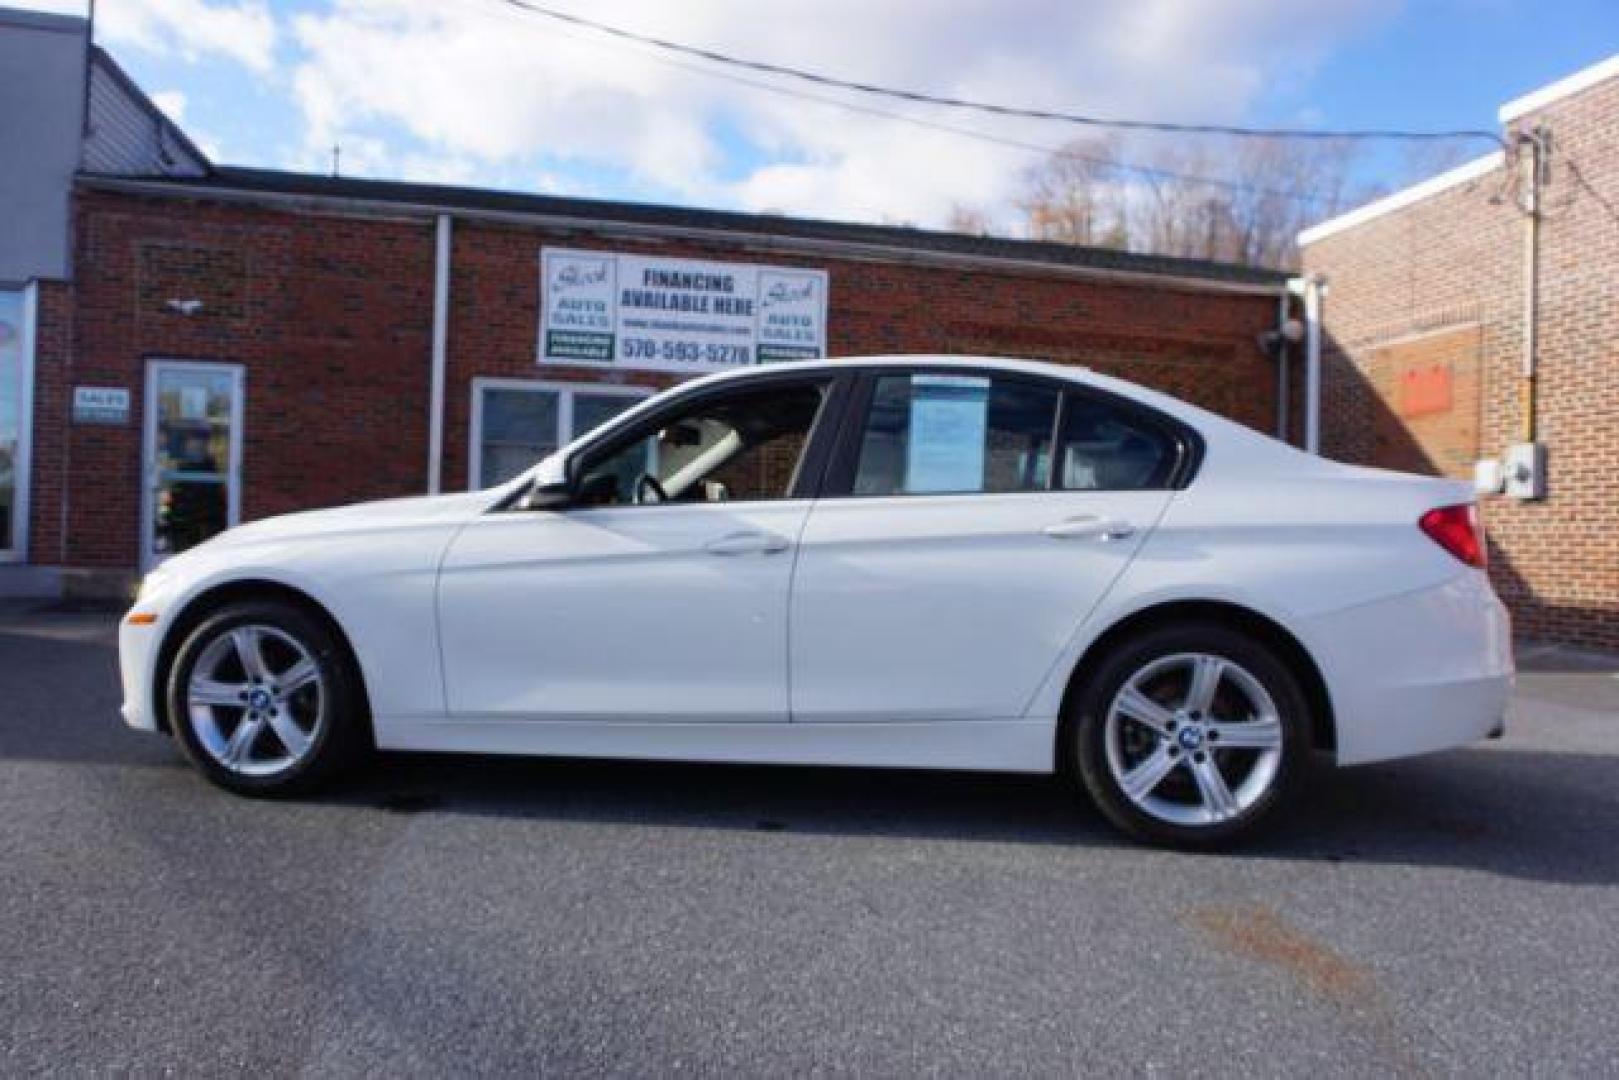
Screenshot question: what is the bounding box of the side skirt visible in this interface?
[374,717,1058,774]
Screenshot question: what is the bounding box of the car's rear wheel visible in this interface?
[166,599,364,795]
[1069,621,1311,848]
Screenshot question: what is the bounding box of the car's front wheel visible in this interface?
[166,599,364,795]
[1069,621,1312,847]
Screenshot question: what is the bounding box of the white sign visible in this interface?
[906,376,989,493]
[540,247,828,373]
[72,386,131,426]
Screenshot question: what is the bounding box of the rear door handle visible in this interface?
[704,530,790,556]
[1043,516,1135,541]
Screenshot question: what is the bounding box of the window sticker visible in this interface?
[905,376,989,493]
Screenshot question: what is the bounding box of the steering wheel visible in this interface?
[634,473,668,505]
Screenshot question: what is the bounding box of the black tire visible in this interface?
[165,599,366,796]
[1067,620,1312,849]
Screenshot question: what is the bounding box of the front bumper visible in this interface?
[118,610,163,732]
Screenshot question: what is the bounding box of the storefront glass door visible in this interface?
[143,361,243,569]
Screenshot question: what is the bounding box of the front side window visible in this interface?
[576,379,830,506]
[852,374,1058,496]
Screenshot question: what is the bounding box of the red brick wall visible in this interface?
[36,190,434,568]
[1304,74,1619,651]
[37,187,1283,574]
[26,280,73,567]
[1354,324,1484,478]
[439,218,1282,490]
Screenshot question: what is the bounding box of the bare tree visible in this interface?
[946,203,996,236]
[1131,139,1224,259]
[1015,133,1373,268]
[1222,136,1362,267]
[1016,135,1127,246]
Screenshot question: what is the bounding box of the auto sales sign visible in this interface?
[540,247,828,374]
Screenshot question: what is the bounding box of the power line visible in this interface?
[491,0,1505,148]
[468,0,1351,208]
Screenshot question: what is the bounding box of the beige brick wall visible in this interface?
[1304,74,1619,651]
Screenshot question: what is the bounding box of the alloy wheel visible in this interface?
[185,624,326,777]
[1103,652,1284,827]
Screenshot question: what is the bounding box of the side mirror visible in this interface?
[517,452,573,510]
[516,480,572,511]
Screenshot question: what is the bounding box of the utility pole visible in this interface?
[1518,126,1548,444]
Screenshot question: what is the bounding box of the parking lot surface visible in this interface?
[2,602,1618,1076]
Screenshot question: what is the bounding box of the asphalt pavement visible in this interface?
[2,601,1617,1077]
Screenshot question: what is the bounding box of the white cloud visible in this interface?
[280,0,1397,227]
[288,0,725,190]
[94,0,277,74]
[16,0,1390,227]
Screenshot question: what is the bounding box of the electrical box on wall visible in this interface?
[1504,442,1547,500]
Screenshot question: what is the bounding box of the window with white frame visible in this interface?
[471,380,651,489]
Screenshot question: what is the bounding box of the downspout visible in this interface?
[1303,274,1325,455]
[1275,289,1290,442]
[427,213,451,494]
[1286,274,1326,454]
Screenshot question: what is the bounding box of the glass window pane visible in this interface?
[577,381,828,506]
[156,370,233,475]
[571,392,640,440]
[484,388,558,443]
[152,367,237,559]
[154,480,227,558]
[0,290,24,551]
[481,443,547,490]
[479,387,560,488]
[853,374,1057,496]
[1057,395,1174,490]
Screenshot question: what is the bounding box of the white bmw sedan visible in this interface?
[119,356,1512,846]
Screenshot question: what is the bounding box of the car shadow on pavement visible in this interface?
[320,744,1619,885]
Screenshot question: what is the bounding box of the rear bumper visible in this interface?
[1309,570,1513,766]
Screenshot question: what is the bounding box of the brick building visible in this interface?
[0,11,1295,597]
[1299,53,1619,652]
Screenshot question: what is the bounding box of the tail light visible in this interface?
[1419,503,1486,569]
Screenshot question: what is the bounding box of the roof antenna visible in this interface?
[331,143,341,178]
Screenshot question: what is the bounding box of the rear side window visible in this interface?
[1057,394,1177,490]
[852,374,1058,495]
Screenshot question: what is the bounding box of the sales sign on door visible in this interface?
[539,247,828,373]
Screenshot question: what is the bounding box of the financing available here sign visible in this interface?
[540,247,828,374]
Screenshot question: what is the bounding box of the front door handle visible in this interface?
[704,530,790,556]
[1043,516,1136,541]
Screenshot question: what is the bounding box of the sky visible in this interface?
[14,0,1619,232]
